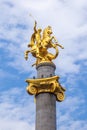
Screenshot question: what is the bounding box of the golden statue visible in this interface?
[24,21,64,66]
[25,21,66,102]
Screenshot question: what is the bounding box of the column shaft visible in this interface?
[35,63,56,130]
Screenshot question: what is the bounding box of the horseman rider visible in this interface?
[33,21,42,57]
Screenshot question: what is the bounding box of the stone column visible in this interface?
[35,62,56,130]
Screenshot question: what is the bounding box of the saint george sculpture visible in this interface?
[24,21,64,66]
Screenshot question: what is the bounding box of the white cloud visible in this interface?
[0,0,87,74]
[0,119,35,130]
[59,121,87,130]
[0,87,86,130]
[56,95,87,130]
[0,69,16,79]
[0,88,35,130]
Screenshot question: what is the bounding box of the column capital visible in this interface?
[26,76,65,102]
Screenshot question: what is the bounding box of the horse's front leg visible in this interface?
[52,36,58,43]
[24,50,30,60]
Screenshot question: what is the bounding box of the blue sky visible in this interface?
[0,0,87,130]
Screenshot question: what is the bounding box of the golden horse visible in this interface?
[24,22,64,66]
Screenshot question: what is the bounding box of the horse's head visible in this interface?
[43,26,52,37]
[42,26,53,49]
[47,26,52,34]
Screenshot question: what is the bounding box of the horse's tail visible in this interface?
[51,44,59,59]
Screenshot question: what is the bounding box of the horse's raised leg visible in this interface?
[24,50,30,60]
